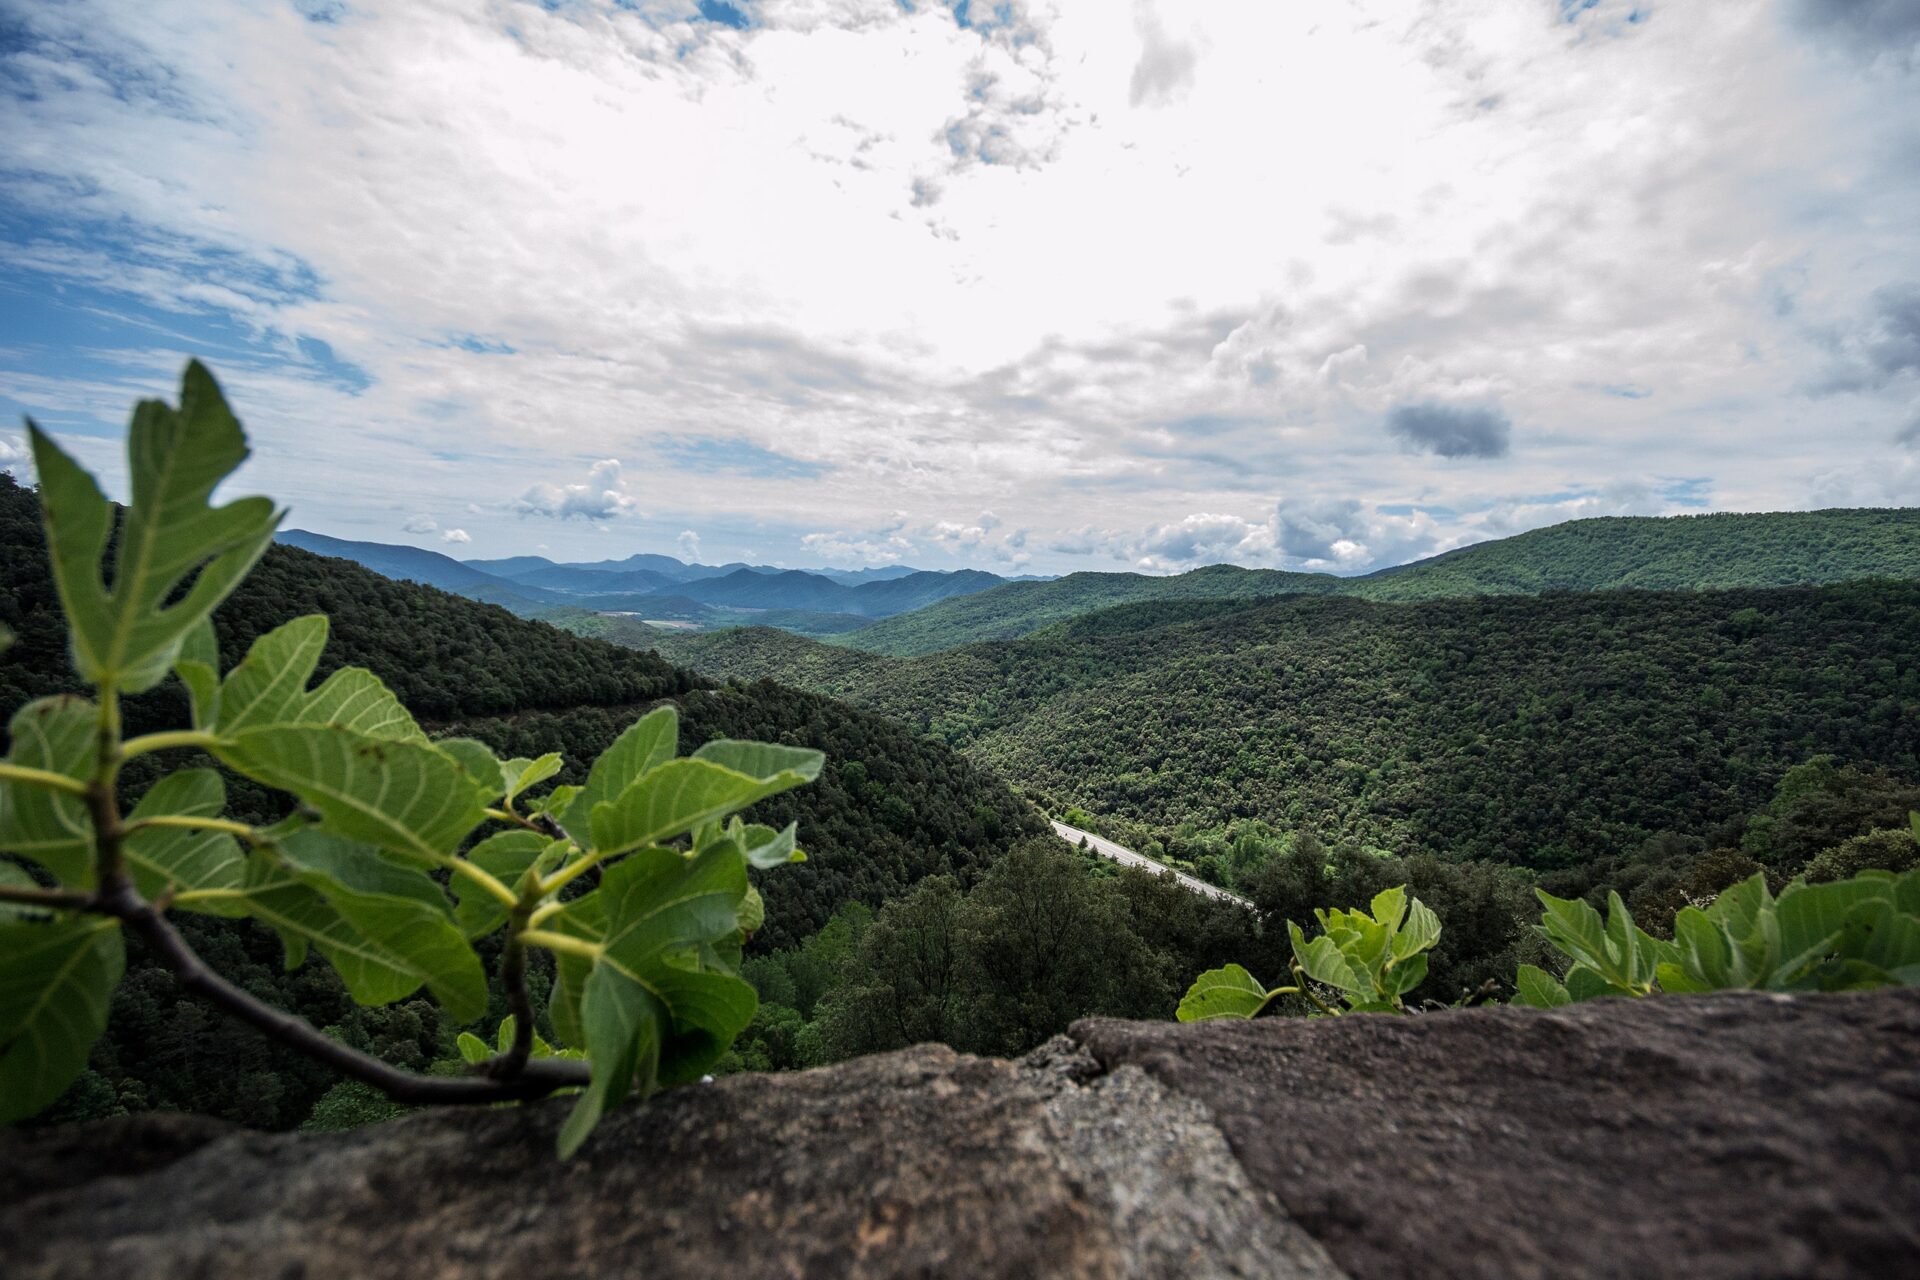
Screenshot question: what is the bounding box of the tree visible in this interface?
[0,362,821,1155]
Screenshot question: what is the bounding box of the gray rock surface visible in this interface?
[3,989,1916,1279]
[1078,988,1920,1280]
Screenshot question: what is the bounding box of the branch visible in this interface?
[118,729,225,761]
[97,881,588,1103]
[491,931,536,1079]
[0,882,96,911]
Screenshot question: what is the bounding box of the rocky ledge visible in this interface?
[3,989,1917,1279]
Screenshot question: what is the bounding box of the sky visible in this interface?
[1,0,1918,576]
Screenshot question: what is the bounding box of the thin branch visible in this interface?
[0,882,97,911]
[0,761,91,796]
[492,930,536,1079]
[97,880,589,1103]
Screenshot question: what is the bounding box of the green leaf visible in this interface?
[30,363,280,694]
[215,615,328,735]
[1367,885,1408,933]
[122,769,246,908]
[452,830,549,939]
[501,753,563,805]
[1512,963,1570,1008]
[558,960,664,1159]
[1290,921,1369,998]
[691,739,825,784]
[736,820,804,869]
[1176,963,1271,1021]
[560,705,680,824]
[175,616,221,729]
[552,841,758,1155]
[235,839,483,1018]
[297,668,427,742]
[589,757,816,857]
[216,725,487,867]
[456,1031,491,1066]
[1563,964,1620,1002]
[435,737,504,800]
[1774,877,1889,982]
[0,696,99,886]
[1392,898,1442,961]
[0,917,123,1123]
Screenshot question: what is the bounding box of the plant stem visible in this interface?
[118,728,225,761]
[519,929,601,960]
[122,814,267,845]
[446,857,520,909]
[0,761,91,796]
[95,878,588,1102]
[492,923,536,1079]
[0,882,96,911]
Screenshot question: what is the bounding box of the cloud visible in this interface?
[2,0,1918,572]
[402,513,437,534]
[0,432,25,476]
[440,527,471,544]
[1130,3,1199,108]
[676,529,701,560]
[1813,283,1920,392]
[513,460,638,522]
[1789,0,1920,61]
[1384,402,1513,460]
[1897,411,1920,447]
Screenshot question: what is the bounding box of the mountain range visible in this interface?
[274,531,1016,632]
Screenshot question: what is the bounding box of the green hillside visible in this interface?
[660,582,1920,870]
[839,508,1920,656]
[1353,508,1920,601]
[841,563,1340,656]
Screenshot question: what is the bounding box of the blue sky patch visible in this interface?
[656,436,829,480]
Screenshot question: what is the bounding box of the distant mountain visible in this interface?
[674,566,1010,618]
[280,530,508,592]
[813,564,924,586]
[462,554,560,578]
[505,565,680,595]
[842,508,1920,656]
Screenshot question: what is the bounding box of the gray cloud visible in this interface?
[1790,0,1920,58]
[1273,498,1365,561]
[1130,5,1198,108]
[1384,402,1513,459]
[1866,283,1920,378]
[1898,411,1920,447]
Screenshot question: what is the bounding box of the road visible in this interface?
[1049,820,1254,909]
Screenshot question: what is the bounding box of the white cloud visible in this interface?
[440,527,471,544]
[1,0,1917,571]
[512,459,638,522]
[676,529,701,560]
[402,513,437,534]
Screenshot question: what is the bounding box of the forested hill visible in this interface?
[0,471,1039,947]
[841,564,1342,656]
[659,581,1920,870]
[840,507,1920,656]
[1355,507,1920,601]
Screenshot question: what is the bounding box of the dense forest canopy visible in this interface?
[838,508,1920,656]
[659,580,1920,870]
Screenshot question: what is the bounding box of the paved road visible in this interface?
[1049,820,1254,909]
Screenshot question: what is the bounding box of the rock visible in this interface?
[0,1041,1340,1280]
[3,989,1916,1279]
[1077,988,1920,1280]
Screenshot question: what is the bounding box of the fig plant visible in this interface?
[0,362,819,1155]
[1177,885,1441,1020]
